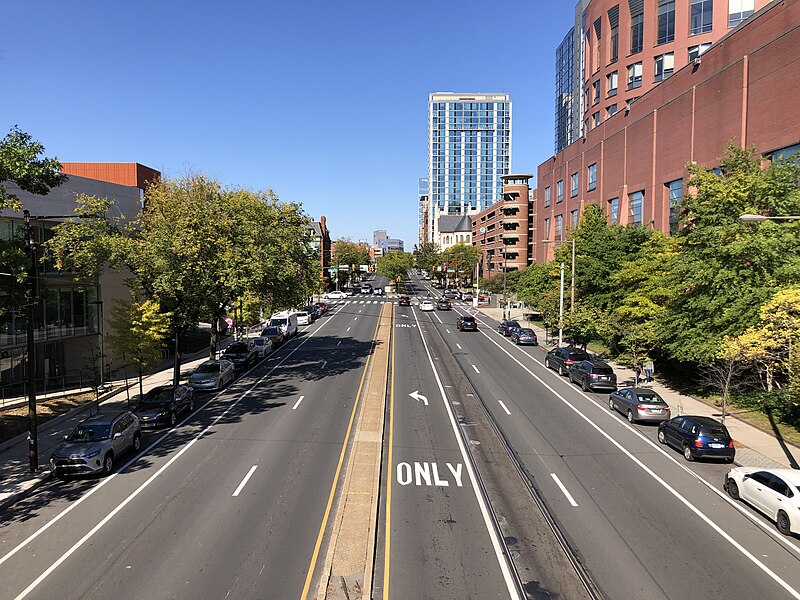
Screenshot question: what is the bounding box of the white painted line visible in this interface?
[337,341,342,346]
[232,465,259,497]
[354,317,358,321]
[456,343,462,350]
[446,329,451,334]
[433,312,444,324]
[321,360,327,370]
[551,473,579,507]
[498,400,511,415]
[359,310,362,313]
[471,364,480,374]
[292,395,305,410]
[346,327,351,332]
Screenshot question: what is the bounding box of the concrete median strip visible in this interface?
[318,302,392,600]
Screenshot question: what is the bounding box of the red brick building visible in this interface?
[60,162,160,190]
[537,0,800,263]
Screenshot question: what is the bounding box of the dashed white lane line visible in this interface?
[471,364,480,374]
[321,361,327,370]
[292,395,305,410]
[456,343,462,350]
[232,466,259,497]
[346,327,351,332]
[498,400,512,415]
[354,317,358,321]
[337,341,342,346]
[359,310,362,313]
[446,329,451,334]
[551,473,579,507]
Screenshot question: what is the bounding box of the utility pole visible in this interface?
[558,262,565,348]
[570,238,576,312]
[23,210,39,473]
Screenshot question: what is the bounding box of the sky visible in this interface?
[2,1,574,248]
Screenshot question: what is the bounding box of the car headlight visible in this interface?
[84,449,101,459]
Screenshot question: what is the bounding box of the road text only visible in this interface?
[396,462,463,487]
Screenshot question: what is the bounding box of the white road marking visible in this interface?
[456,343,462,350]
[337,341,342,346]
[396,462,463,487]
[433,312,444,324]
[346,327,351,332]
[498,400,511,415]
[409,390,429,405]
[354,317,358,320]
[359,310,362,313]
[471,364,480,374]
[232,465,259,497]
[446,329,451,334]
[551,473,578,507]
[292,395,305,410]
[321,360,327,370]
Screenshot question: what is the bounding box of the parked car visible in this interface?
[373,287,384,296]
[323,290,347,299]
[305,305,321,320]
[545,346,592,376]
[269,312,298,338]
[398,295,411,306]
[360,284,373,294]
[657,415,735,462]
[189,359,235,391]
[260,326,285,348]
[313,302,328,315]
[253,336,274,358]
[568,359,617,392]
[295,311,311,325]
[419,300,435,311]
[497,320,521,336]
[509,327,538,345]
[136,384,195,429]
[436,298,451,310]
[725,467,800,535]
[50,411,141,477]
[223,339,259,369]
[608,387,671,422]
[457,315,478,331]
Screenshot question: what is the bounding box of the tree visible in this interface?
[376,252,413,284]
[516,263,557,306]
[442,243,480,286]
[107,299,172,398]
[0,126,66,213]
[701,337,752,424]
[413,242,442,274]
[564,302,608,350]
[332,239,370,287]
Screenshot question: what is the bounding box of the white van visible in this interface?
[269,311,298,338]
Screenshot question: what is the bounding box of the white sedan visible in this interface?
[725,467,800,535]
[323,290,347,299]
[419,300,435,311]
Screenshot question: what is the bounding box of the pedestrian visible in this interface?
[634,361,642,385]
[644,357,654,384]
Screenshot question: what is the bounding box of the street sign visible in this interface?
[338,264,350,270]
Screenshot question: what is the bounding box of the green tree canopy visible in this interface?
[0,126,66,213]
[413,242,442,274]
[377,252,413,283]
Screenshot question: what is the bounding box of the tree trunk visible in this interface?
[209,312,220,360]
[172,327,182,386]
[138,366,143,399]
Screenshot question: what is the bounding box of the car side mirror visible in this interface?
[114,432,123,439]
[742,474,750,480]
[63,435,69,441]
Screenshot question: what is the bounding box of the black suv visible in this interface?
[223,339,258,369]
[568,359,617,392]
[436,298,451,310]
[658,415,735,462]
[135,384,195,428]
[497,321,521,336]
[457,315,478,331]
[545,346,592,376]
[398,296,411,307]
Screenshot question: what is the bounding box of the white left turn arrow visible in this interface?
[409,390,428,406]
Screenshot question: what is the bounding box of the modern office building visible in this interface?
[537,0,800,262]
[418,177,429,247]
[555,0,771,153]
[427,92,512,244]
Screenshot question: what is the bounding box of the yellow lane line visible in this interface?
[299,315,382,600]
[383,311,396,599]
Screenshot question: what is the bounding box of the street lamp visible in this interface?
[740,213,800,222]
[89,300,105,389]
[542,238,576,312]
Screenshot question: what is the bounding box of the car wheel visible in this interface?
[189,396,195,412]
[683,445,695,461]
[627,410,635,423]
[726,478,740,500]
[609,398,615,412]
[170,411,177,427]
[132,432,142,452]
[102,452,114,475]
[545,359,551,370]
[777,510,792,535]
[581,380,589,392]
[558,365,564,376]
[657,429,666,444]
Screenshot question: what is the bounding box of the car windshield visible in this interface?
[141,388,174,404]
[67,424,110,442]
[226,343,248,354]
[463,317,475,322]
[518,328,534,335]
[196,363,220,374]
[270,318,287,326]
[637,393,665,404]
[506,322,520,328]
[263,327,280,336]
[296,312,308,317]
[254,338,266,346]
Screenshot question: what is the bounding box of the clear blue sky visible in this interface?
[2,1,573,247]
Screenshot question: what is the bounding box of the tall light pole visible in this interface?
[543,237,576,312]
[558,262,565,347]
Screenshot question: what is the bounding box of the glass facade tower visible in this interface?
[427,92,512,243]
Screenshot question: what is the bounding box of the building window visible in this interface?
[630,8,644,54]
[607,71,618,97]
[592,111,601,127]
[629,190,644,225]
[544,186,551,208]
[627,61,643,89]
[657,1,676,44]
[609,197,619,223]
[555,214,563,240]
[557,180,564,203]
[728,0,754,27]
[771,143,800,161]
[691,0,714,35]
[544,217,551,239]
[571,173,579,197]
[607,104,618,117]
[688,43,712,61]
[654,52,674,81]
[592,80,601,104]
[588,163,597,191]
[609,5,619,63]
[667,179,683,235]
[571,209,579,228]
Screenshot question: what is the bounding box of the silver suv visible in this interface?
[50,411,141,477]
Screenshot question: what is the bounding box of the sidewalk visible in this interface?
[0,337,239,511]
[472,303,799,471]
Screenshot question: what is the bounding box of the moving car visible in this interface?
[323,290,347,299]
[373,287,384,296]
[313,302,328,315]
[608,387,670,422]
[260,326,285,348]
[360,284,373,294]
[443,290,459,299]
[136,384,195,428]
[725,467,800,535]
[253,336,274,358]
[657,415,735,462]
[568,359,617,392]
[497,320,521,336]
[510,327,537,345]
[419,300,435,311]
[223,339,259,369]
[457,315,478,331]
[398,295,411,307]
[436,298,451,310]
[188,359,235,391]
[545,346,592,376]
[50,411,141,477]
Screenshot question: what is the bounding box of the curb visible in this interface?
[0,470,51,513]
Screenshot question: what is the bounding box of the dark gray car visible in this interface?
[50,411,141,477]
[545,346,592,376]
[569,359,617,391]
[609,387,671,423]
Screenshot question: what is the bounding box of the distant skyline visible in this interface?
[1,1,574,247]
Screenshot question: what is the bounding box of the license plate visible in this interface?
[709,443,724,449]
[651,408,662,413]
[599,376,608,381]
